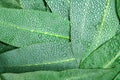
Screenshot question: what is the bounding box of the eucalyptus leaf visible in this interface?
[0,41,78,73]
[45,0,70,19]
[70,0,119,64]
[114,73,120,80]
[0,0,120,79]
[0,8,69,47]
[0,68,119,80]
[0,42,16,54]
[1,71,60,80]
[60,68,119,80]
[117,0,120,19]
[0,0,21,8]
[81,33,120,68]
[19,0,46,11]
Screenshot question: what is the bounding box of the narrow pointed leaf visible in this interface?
[0,8,69,47]
[0,42,16,54]
[19,0,46,11]
[45,0,70,19]
[0,41,78,73]
[114,73,120,80]
[1,71,60,80]
[60,68,119,80]
[70,0,119,64]
[0,0,21,8]
[0,68,119,80]
[117,0,120,19]
[81,33,120,68]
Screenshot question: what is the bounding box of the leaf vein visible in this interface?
[103,51,120,68]
[2,58,76,68]
[0,21,69,39]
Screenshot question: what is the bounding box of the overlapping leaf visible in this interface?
[81,33,120,68]
[117,0,120,19]
[114,73,120,80]
[0,0,120,79]
[0,0,48,51]
[0,41,78,73]
[0,42,16,54]
[45,0,69,19]
[70,0,119,64]
[0,8,70,47]
[0,68,119,80]
[0,0,21,8]
[19,0,46,11]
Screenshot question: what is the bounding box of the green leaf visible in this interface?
[81,33,120,68]
[0,42,16,54]
[19,0,46,11]
[0,41,78,73]
[45,0,70,19]
[0,71,60,80]
[70,0,119,64]
[0,68,119,80]
[0,8,69,47]
[117,0,120,19]
[60,68,119,80]
[114,73,120,80]
[0,0,21,9]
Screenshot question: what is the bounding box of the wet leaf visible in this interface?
[0,68,119,80]
[70,0,119,64]
[81,33,120,68]
[0,8,69,47]
[0,41,78,73]
[45,0,70,19]
[19,0,46,11]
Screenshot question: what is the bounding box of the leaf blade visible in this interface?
[81,33,120,68]
[19,0,46,11]
[0,41,78,73]
[45,0,69,19]
[70,0,119,64]
[0,0,21,8]
[0,42,16,54]
[0,68,119,80]
[0,8,70,47]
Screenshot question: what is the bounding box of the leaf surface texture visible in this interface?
[81,33,120,68]
[0,68,119,80]
[70,0,119,64]
[0,8,70,47]
[45,0,69,19]
[0,41,78,73]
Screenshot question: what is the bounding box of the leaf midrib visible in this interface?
[95,0,110,47]
[1,58,75,68]
[82,0,110,63]
[103,51,120,68]
[80,0,90,36]
[0,21,69,39]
